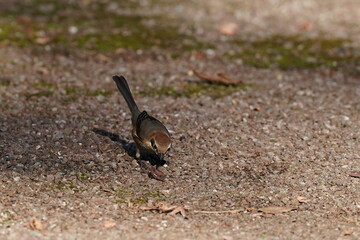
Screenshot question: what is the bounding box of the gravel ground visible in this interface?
[0,0,360,239]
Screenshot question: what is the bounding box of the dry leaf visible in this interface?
[141,202,188,218]
[298,21,313,31]
[192,51,206,59]
[343,229,353,236]
[102,220,116,229]
[168,206,187,217]
[296,196,310,203]
[17,16,34,25]
[219,22,238,35]
[258,206,295,214]
[349,171,360,178]
[35,36,52,45]
[36,67,50,75]
[96,54,111,63]
[29,217,43,231]
[192,68,242,86]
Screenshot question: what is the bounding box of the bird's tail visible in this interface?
[113,75,140,123]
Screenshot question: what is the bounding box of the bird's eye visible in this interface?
[166,147,171,153]
[151,139,157,150]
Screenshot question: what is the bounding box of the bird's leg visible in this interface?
[145,161,166,181]
[135,148,141,160]
[136,150,166,181]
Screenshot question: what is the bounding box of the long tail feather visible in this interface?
[113,75,140,124]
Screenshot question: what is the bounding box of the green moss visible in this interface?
[0,210,13,225]
[87,89,112,97]
[0,1,209,53]
[62,96,77,103]
[140,82,253,99]
[65,87,77,95]
[74,15,209,52]
[75,172,89,181]
[0,21,33,47]
[143,190,164,198]
[115,189,134,204]
[129,198,148,204]
[0,78,10,86]
[54,180,77,191]
[25,90,53,99]
[184,82,252,98]
[75,32,153,51]
[32,81,56,88]
[229,35,357,69]
[61,87,78,103]
[60,86,112,102]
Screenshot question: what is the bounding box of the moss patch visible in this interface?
[139,82,253,99]
[61,86,78,103]
[229,35,357,69]
[86,89,112,97]
[75,172,89,181]
[25,90,53,99]
[54,180,77,191]
[0,78,11,86]
[32,81,56,88]
[0,210,14,225]
[183,82,253,98]
[0,0,210,53]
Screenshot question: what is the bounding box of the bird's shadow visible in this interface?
[92,128,166,166]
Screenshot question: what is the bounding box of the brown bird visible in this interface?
[113,75,172,180]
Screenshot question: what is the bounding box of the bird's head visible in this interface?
[149,132,172,161]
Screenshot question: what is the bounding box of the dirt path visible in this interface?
[0,1,359,239]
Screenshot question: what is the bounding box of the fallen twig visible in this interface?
[349,170,360,178]
[193,209,243,214]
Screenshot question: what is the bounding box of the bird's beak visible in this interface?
[158,153,164,161]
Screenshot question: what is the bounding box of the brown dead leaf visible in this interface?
[219,22,238,35]
[168,206,187,217]
[296,196,310,203]
[35,36,52,45]
[258,206,295,214]
[96,54,111,63]
[192,68,242,86]
[141,202,188,218]
[349,170,360,178]
[192,51,206,59]
[298,21,313,31]
[343,229,353,236]
[17,16,34,25]
[29,217,43,231]
[36,67,50,75]
[102,219,116,229]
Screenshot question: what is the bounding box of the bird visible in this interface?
[112,75,172,180]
